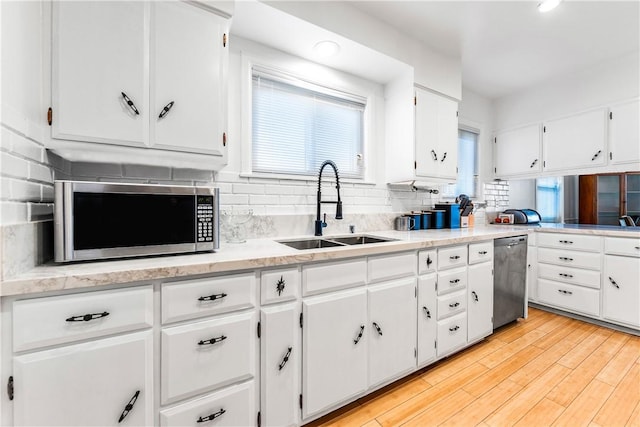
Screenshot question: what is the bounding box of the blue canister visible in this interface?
[421,211,431,230]
[405,213,421,230]
[430,210,445,229]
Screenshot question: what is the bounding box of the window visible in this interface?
[443,129,478,198]
[251,67,365,178]
[536,177,562,222]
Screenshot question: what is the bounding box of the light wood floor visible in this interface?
[306,308,640,427]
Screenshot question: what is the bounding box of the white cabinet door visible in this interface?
[467,263,494,343]
[302,288,367,420]
[494,124,542,177]
[527,247,538,301]
[150,2,228,157]
[368,279,417,388]
[417,274,437,366]
[52,1,147,146]
[261,303,299,427]
[13,331,153,426]
[543,109,607,171]
[415,87,458,180]
[609,99,640,165]
[603,255,640,328]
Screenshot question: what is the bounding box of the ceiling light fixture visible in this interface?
[538,0,562,13]
[313,40,340,58]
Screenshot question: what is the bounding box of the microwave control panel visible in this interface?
[196,196,214,242]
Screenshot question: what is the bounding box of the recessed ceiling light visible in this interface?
[313,40,340,58]
[538,0,562,13]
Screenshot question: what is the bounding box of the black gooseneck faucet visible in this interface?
[315,160,343,236]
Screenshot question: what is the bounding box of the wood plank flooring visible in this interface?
[306,308,640,427]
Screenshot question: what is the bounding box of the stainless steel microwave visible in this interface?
[54,180,219,262]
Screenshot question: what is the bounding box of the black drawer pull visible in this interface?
[118,390,140,423]
[431,149,438,161]
[197,409,226,423]
[121,92,140,115]
[558,257,574,262]
[558,289,573,295]
[276,276,286,296]
[426,255,433,267]
[635,246,640,250]
[372,322,383,336]
[198,293,227,302]
[158,101,175,119]
[478,251,488,255]
[441,152,448,162]
[450,255,461,260]
[422,306,431,319]
[198,335,227,346]
[472,291,479,302]
[66,311,109,322]
[559,273,574,278]
[608,277,620,289]
[278,347,292,371]
[450,279,461,284]
[449,302,460,308]
[591,150,602,161]
[353,325,365,345]
[559,240,574,244]
[530,159,538,168]
[449,325,460,332]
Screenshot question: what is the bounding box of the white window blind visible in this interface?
[252,68,365,178]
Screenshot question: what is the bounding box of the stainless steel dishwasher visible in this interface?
[493,235,528,329]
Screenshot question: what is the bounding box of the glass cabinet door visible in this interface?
[625,173,640,224]
[596,175,621,225]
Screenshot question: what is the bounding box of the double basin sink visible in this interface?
[277,234,396,250]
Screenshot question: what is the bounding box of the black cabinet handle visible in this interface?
[353,325,365,345]
[118,390,140,423]
[198,293,227,302]
[559,273,574,278]
[278,347,292,371]
[66,311,109,322]
[426,255,433,267]
[372,322,383,336]
[158,101,175,119]
[635,246,640,250]
[530,159,538,168]
[608,277,620,289]
[276,276,286,296]
[197,409,226,423]
[422,306,431,319]
[441,152,448,162]
[449,302,460,308]
[431,149,438,161]
[449,325,460,332]
[472,291,479,302]
[450,255,461,260]
[558,289,573,295]
[450,279,460,284]
[121,92,140,115]
[559,240,574,244]
[591,150,602,161]
[198,335,227,346]
[478,251,488,255]
[558,257,574,262]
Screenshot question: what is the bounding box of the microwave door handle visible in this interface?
[63,184,74,261]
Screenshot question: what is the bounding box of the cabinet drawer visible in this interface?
[437,312,467,357]
[538,263,601,289]
[302,258,367,296]
[437,267,467,296]
[161,311,256,404]
[261,268,299,305]
[437,290,467,320]
[468,241,493,265]
[160,382,255,427]
[604,237,640,258]
[368,252,416,283]
[13,285,153,352]
[418,250,437,275]
[438,246,468,270]
[537,247,601,271]
[162,273,256,324]
[537,279,600,317]
[537,233,601,252]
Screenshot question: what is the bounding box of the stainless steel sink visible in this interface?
[277,235,396,250]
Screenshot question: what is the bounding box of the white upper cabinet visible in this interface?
[608,99,640,165]
[542,108,608,172]
[52,1,147,146]
[493,124,542,178]
[414,87,459,180]
[50,1,229,170]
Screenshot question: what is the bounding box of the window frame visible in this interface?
[441,124,480,199]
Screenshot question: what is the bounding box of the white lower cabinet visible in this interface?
[368,278,417,388]
[417,274,437,366]
[302,288,368,420]
[160,381,256,427]
[467,262,494,343]
[537,278,600,317]
[261,303,299,427]
[603,255,640,328]
[437,312,468,358]
[13,330,153,426]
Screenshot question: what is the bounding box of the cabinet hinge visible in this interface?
[494,167,497,174]
[610,152,613,160]
[434,340,437,349]
[7,376,13,401]
[222,132,227,147]
[456,167,458,173]
[415,286,417,298]
[257,411,261,427]
[223,33,227,47]
[456,111,459,117]
[47,108,52,126]
[257,321,261,338]
[435,281,438,292]
[299,394,303,410]
[299,312,303,328]
[543,160,546,168]
[414,161,417,170]
[414,348,417,358]
[609,112,613,120]
[543,126,546,133]
[414,96,417,106]
[494,137,497,144]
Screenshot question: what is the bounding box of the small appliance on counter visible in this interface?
[494,209,541,224]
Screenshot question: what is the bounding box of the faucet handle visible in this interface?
[322,213,327,228]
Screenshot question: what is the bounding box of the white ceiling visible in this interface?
[350,0,640,99]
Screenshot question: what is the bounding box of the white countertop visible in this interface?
[1,224,637,297]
